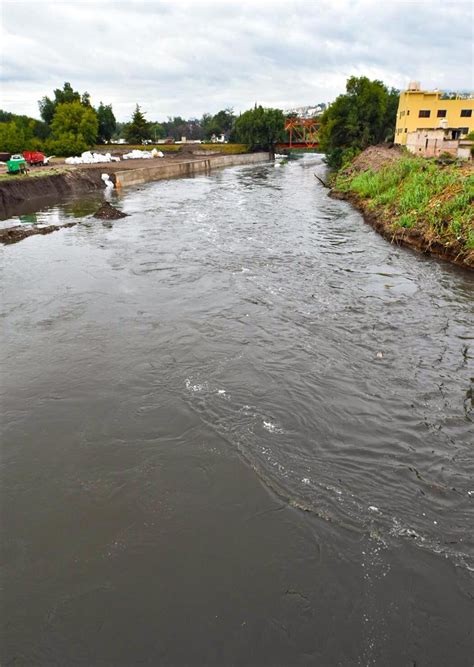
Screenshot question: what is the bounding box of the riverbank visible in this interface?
[0,151,270,241]
[331,146,474,269]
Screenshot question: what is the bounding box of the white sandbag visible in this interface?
[101,173,114,189]
[123,149,153,160]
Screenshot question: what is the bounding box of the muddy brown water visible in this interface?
[1,155,473,665]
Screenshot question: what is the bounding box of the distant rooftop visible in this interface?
[284,104,327,118]
[405,81,474,99]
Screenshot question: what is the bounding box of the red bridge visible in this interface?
[278,117,321,149]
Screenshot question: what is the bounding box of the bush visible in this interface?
[45,133,89,156]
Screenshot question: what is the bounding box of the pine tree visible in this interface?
[124,105,150,144]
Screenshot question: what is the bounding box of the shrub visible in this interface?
[45,133,89,156]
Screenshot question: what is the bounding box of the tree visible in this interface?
[0,110,50,141]
[0,110,50,152]
[148,122,165,141]
[39,82,91,125]
[233,105,286,153]
[383,87,400,143]
[0,121,29,153]
[319,76,399,168]
[47,100,98,154]
[97,102,117,143]
[124,105,150,144]
[202,108,235,139]
[161,116,188,141]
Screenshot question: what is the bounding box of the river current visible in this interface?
[1,154,473,665]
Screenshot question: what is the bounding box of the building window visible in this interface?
[460,109,472,117]
[407,110,410,116]
[419,110,431,118]
[459,127,469,135]
[405,128,407,132]
[437,110,447,117]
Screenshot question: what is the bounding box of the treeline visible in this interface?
[124,106,238,144]
[122,103,287,150]
[0,77,399,159]
[319,76,399,168]
[0,83,117,155]
[0,81,286,155]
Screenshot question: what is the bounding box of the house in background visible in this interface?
[395,82,474,146]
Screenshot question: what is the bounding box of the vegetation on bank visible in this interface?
[319,76,399,169]
[0,167,70,182]
[96,143,250,154]
[334,154,474,260]
[233,106,286,152]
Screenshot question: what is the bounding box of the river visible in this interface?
[1,154,473,665]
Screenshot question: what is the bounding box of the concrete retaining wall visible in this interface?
[115,152,271,188]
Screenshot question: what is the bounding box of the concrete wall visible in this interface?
[115,152,271,189]
[457,141,473,161]
[406,130,459,157]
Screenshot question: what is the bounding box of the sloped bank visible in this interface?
[0,152,271,224]
[0,169,107,220]
[330,146,474,270]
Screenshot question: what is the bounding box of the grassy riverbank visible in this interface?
[332,147,474,268]
[94,143,249,154]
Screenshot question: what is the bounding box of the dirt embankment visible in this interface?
[0,168,111,220]
[345,144,405,173]
[331,189,473,269]
[330,145,474,270]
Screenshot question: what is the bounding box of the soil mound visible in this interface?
[346,144,404,174]
[94,202,128,220]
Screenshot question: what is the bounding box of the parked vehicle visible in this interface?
[7,154,28,175]
[23,151,45,166]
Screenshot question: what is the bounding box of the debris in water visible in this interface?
[376,351,384,359]
[0,222,76,244]
[93,202,128,220]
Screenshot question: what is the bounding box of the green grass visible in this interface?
[93,143,249,154]
[0,167,71,181]
[335,156,474,255]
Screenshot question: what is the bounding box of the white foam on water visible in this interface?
[263,420,284,434]
[185,378,207,393]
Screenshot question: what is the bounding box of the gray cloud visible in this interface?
[1,0,472,121]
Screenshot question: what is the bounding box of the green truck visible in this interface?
[6,154,28,175]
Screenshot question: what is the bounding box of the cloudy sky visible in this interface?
[1,0,473,122]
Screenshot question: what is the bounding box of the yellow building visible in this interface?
[395,82,474,145]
